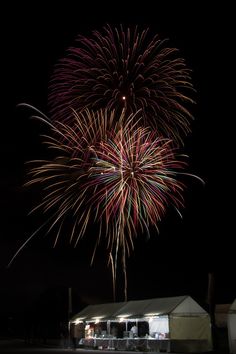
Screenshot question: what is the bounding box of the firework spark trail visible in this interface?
[49,24,195,145]
[7,108,121,269]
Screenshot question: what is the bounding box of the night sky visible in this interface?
[0,1,234,337]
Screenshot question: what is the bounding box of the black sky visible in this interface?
[0,1,234,333]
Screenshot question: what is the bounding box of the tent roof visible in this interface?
[113,296,187,318]
[229,299,236,313]
[70,302,125,322]
[71,295,207,322]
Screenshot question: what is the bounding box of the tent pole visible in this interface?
[107,320,111,336]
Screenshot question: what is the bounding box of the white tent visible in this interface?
[228,299,236,354]
[70,295,212,352]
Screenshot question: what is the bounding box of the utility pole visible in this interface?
[68,287,72,348]
[207,272,216,350]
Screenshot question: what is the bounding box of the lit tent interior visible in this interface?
[228,299,236,354]
[70,295,212,353]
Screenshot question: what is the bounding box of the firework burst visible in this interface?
[22,109,187,249]
[49,24,194,145]
[13,108,195,295]
[88,122,187,248]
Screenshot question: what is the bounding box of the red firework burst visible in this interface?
[49,24,195,145]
